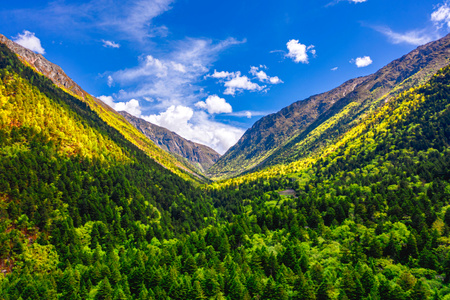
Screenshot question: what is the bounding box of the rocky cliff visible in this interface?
[119,111,220,173]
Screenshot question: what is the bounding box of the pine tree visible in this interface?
[261,276,278,300]
[293,272,316,300]
[95,277,113,300]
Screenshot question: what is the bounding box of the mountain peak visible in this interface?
[119,111,220,173]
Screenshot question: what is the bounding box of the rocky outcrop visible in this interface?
[119,111,220,172]
[0,34,86,98]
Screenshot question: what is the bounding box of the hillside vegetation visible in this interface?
[1,34,450,299]
[208,34,450,179]
[0,34,205,182]
[119,111,220,174]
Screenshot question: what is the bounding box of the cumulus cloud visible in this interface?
[103,37,245,153]
[209,70,235,79]
[145,105,193,130]
[223,73,265,95]
[209,66,282,96]
[285,39,315,64]
[432,2,450,29]
[97,96,245,153]
[373,26,433,46]
[195,95,232,114]
[143,106,244,154]
[98,95,142,116]
[352,56,373,68]
[98,96,244,153]
[249,66,283,84]
[102,40,120,48]
[12,30,45,54]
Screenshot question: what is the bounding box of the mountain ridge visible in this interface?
[0,33,206,181]
[119,111,220,173]
[208,33,450,179]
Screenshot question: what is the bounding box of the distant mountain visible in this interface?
[0,34,205,181]
[208,33,450,179]
[119,111,220,173]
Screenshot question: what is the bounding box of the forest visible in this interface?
[0,41,450,299]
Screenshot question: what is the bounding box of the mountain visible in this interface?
[0,34,205,182]
[0,37,220,285]
[2,29,450,299]
[207,63,450,299]
[208,33,450,179]
[119,111,220,173]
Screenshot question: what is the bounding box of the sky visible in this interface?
[1,0,449,154]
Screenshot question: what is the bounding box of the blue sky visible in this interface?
[1,0,449,153]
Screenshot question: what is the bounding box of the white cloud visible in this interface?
[97,95,247,154]
[269,76,283,84]
[7,0,175,42]
[224,73,265,95]
[374,26,433,46]
[12,30,45,54]
[353,56,373,68]
[145,105,193,130]
[229,110,268,118]
[285,39,315,64]
[111,37,243,107]
[209,65,281,95]
[107,75,114,87]
[143,106,244,154]
[209,70,236,79]
[102,40,120,48]
[98,95,142,116]
[195,95,232,114]
[330,0,367,4]
[331,67,338,71]
[250,66,268,81]
[432,3,450,29]
[103,37,245,154]
[249,66,283,84]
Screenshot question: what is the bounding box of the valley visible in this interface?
[0,26,450,300]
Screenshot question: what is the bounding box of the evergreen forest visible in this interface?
[0,35,450,300]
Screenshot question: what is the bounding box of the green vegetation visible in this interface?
[1,41,450,299]
[208,35,450,180]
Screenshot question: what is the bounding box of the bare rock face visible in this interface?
[119,111,221,173]
[119,111,221,172]
[0,34,86,98]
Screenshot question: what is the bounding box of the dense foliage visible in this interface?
[0,43,450,300]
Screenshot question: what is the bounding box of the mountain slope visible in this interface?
[204,64,450,300]
[0,34,204,181]
[208,33,450,179]
[0,40,219,277]
[2,31,450,300]
[119,111,220,173]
